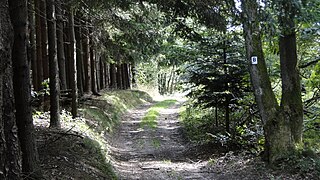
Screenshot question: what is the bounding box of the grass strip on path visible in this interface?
[140,99,177,129]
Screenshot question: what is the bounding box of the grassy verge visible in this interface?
[140,99,177,129]
[34,90,153,179]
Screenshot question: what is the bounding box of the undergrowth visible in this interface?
[34,90,153,179]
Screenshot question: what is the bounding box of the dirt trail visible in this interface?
[110,101,218,180]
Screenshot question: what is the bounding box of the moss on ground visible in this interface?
[140,99,177,129]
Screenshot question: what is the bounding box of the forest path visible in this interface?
[110,100,218,180]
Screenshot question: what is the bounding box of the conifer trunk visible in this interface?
[40,0,49,80]
[35,0,43,89]
[9,0,42,177]
[68,8,78,118]
[47,0,61,128]
[28,0,38,91]
[90,35,99,94]
[56,0,67,90]
[0,1,22,178]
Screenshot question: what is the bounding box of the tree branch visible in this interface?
[299,57,320,68]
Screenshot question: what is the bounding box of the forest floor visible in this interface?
[109,99,304,180]
[33,91,317,179]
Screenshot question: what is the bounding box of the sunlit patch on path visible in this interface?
[109,100,219,180]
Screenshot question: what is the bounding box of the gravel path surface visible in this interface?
[110,102,218,180]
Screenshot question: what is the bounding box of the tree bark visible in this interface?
[0,1,22,178]
[116,64,123,89]
[35,0,43,89]
[68,8,78,118]
[131,62,136,88]
[241,0,294,163]
[90,38,99,94]
[8,0,42,178]
[109,63,116,89]
[28,0,38,91]
[75,25,84,96]
[82,21,91,93]
[278,0,303,144]
[100,60,105,89]
[40,0,49,80]
[56,0,67,90]
[47,0,61,128]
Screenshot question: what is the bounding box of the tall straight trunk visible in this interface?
[278,1,303,144]
[0,2,22,178]
[47,0,60,128]
[131,62,136,88]
[109,63,116,89]
[28,0,38,90]
[241,0,294,163]
[64,24,71,89]
[82,21,91,93]
[56,0,67,90]
[8,0,42,178]
[35,0,43,89]
[90,39,98,94]
[75,25,84,96]
[100,60,105,89]
[116,64,123,89]
[121,64,126,89]
[96,56,101,90]
[68,9,78,118]
[40,0,49,80]
[123,63,130,89]
[104,63,109,88]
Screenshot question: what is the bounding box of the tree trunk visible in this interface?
[104,63,109,88]
[68,8,78,118]
[121,64,126,89]
[47,0,60,128]
[28,0,38,91]
[100,60,105,89]
[56,0,67,90]
[8,0,42,178]
[75,25,84,96]
[64,23,71,89]
[278,0,303,144]
[109,63,116,89]
[90,36,99,94]
[124,63,130,89]
[40,0,49,80]
[116,64,123,89]
[0,2,22,178]
[131,62,136,88]
[96,56,101,90]
[35,0,43,89]
[82,21,91,93]
[241,0,294,163]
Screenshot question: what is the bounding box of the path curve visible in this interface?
[110,101,218,180]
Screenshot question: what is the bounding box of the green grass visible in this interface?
[82,137,118,179]
[81,90,153,134]
[59,90,152,179]
[140,99,177,129]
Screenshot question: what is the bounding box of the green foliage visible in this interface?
[274,150,320,178]
[82,137,118,179]
[82,90,153,133]
[180,99,263,151]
